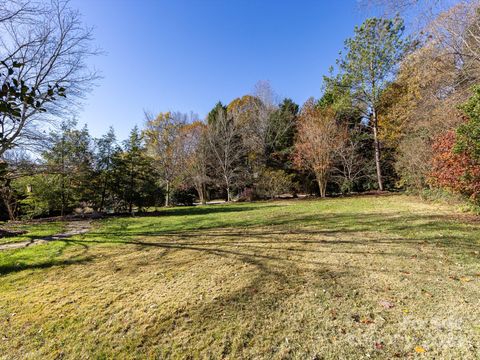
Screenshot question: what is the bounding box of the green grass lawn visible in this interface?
[0,221,66,245]
[0,195,479,359]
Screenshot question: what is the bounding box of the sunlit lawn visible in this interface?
[0,195,479,359]
[0,221,66,245]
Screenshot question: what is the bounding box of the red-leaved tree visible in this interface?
[429,130,480,203]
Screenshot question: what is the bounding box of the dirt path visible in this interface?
[0,221,92,252]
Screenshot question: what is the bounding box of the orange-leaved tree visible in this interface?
[429,130,480,203]
[294,99,345,197]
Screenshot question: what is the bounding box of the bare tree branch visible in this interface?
[0,0,100,158]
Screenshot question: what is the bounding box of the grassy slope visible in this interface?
[0,195,479,359]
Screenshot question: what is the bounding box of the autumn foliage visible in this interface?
[294,100,345,197]
[429,130,480,203]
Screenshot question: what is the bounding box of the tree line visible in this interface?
[2,0,480,219]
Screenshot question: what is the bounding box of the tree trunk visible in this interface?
[0,166,16,220]
[165,180,170,207]
[129,161,134,214]
[194,179,206,205]
[196,182,207,205]
[6,202,16,220]
[61,135,66,217]
[201,183,207,205]
[317,178,327,198]
[1,189,16,220]
[61,173,65,217]
[372,110,384,191]
[225,175,231,202]
[99,178,107,212]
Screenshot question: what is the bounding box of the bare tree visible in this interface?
[359,0,453,30]
[0,0,99,157]
[252,81,297,163]
[0,0,34,23]
[363,0,480,60]
[332,126,368,193]
[176,121,209,204]
[428,2,480,73]
[251,80,280,163]
[206,107,245,202]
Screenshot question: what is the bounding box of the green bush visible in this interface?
[171,187,197,206]
[255,169,296,199]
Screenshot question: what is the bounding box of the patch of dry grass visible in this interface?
[0,195,479,359]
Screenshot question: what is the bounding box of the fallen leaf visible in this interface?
[330,309,337,320]
[379,300,395,309]
[421,289,433,297]
[414,346,426,353]
[361,317,374,324]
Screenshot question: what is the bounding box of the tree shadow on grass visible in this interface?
[186,266,344,355]
[117,204,276,218]
[0,255,94,276]
[84,211,480,255]
[3,210,479,277]
[0,239,93,276]
[50,210,477,290]
[114,237,350,357]
[53,232,465,279]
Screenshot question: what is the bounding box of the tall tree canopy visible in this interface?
[334,15,408,190]
[144,112,188,206]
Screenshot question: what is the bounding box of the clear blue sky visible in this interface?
[70,0,365,139]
